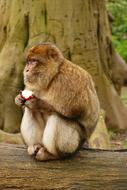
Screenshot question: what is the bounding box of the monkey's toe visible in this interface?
[27,144,42,156]
[35,147,57,161]
[35,147,46,160]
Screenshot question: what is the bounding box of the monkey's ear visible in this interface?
[47,48,59,61]
[47,47,63,62]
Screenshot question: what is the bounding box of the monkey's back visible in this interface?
[42,59,100,136]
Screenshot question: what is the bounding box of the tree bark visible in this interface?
[0,0,127,133]
[0,143,127,190]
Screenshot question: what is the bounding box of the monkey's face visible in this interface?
[24,59,41,85]
[24,56,47,91]
[24,43,64,91]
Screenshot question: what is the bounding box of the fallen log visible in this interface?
[0,143,127,190]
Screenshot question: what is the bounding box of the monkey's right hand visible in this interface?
[15,93,37,109]
[15,93,26,107]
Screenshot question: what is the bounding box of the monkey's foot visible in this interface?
[35,147,57,161]
[27,144,42,156]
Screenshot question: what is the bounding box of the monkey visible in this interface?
[15,42,100,161]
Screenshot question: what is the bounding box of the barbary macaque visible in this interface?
[15,42,100,161]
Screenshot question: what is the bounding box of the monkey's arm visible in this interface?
[15,92,55,114]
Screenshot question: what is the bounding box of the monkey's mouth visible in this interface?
[24,76,31,83]
[24,76,36,87]
[24,74,36,82]
[24,75,39,90]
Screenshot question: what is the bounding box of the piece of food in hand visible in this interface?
[21,90,33,101]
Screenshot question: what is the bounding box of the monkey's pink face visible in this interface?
[24,59,41,87]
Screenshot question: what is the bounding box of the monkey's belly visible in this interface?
[21,108,43,146]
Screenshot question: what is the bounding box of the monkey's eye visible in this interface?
[27,59,39,65]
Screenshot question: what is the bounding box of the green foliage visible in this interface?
[112,37,127,61]
[106,0,127,62]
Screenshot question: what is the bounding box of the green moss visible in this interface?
[108,130,117,139]
[122,139,127,148]
[121,88,127,105]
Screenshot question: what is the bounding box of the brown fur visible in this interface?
[24,43,100,137]
[16,42,100,161]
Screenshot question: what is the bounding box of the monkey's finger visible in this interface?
[15,97,25,106]
[27,144,42,156]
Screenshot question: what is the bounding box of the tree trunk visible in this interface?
[0,0,127,133]
[0,143,127,190]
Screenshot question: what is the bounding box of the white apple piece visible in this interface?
[21,90,33,100]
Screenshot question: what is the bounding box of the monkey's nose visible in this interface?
[26,69,29,72]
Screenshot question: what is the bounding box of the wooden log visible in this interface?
[0,143,127,190]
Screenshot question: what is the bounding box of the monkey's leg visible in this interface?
[35,114,84,161]
[21,107,44,146]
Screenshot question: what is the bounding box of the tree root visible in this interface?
[0,129,24,144]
